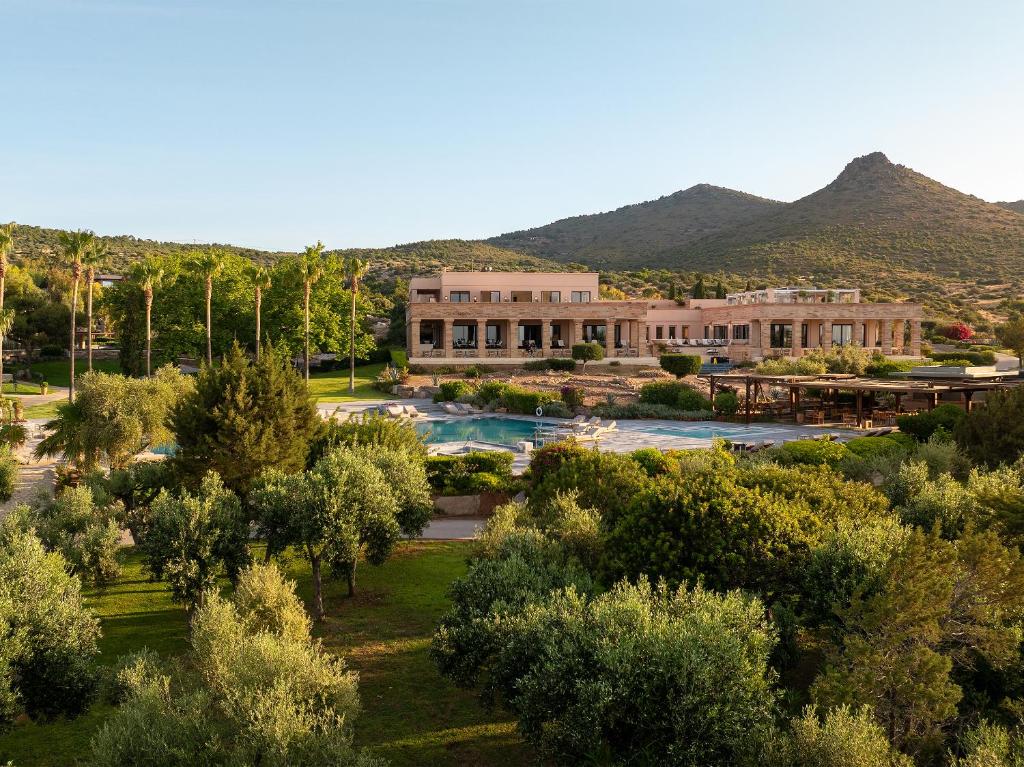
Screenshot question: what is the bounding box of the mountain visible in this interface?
[650,153,1024,316]
[487,184,783,267]
[997,200,1024,214]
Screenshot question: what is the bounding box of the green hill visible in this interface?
[488,184,782,267]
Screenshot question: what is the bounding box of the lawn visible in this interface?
[0,541,531,767]
[20,359,121,388]
[307,362,389,403]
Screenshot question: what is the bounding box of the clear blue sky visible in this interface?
[2,0,1022,251]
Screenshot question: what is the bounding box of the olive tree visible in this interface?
[89,562,382,767]
[251,446,430,620]
[140,472,250,611]
[0,525,100,723]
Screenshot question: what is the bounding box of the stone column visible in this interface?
[541,320,552,356]
[605,320,616,358]
[881,319,893,355]
[573,320,584,347]
[821,321,833,351]
[910,319,922,356]
[759,320,772,357]
[409,319,420,357]
[791,319,802,357]
[895,320,907,353]
[476,319,486,355]
[442,319,454,357]
[853,320,864,349]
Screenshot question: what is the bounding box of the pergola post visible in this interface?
[856,389,864,427]
[745,378,751,425]
[963,390,974,413]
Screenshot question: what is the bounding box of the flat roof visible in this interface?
[710,372,1022,394]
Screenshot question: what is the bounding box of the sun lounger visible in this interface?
[402,405,423,418]
[384,404,406,418]
[441,402,463,415]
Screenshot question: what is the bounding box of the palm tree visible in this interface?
[298,242,325,382]
[251,265,272,360]
[0,308,14,397]
[344,255,369,394]
[57,229,95,401]
[0,223,16,394]
[131,261,164,377]
[82,240,108,372]
[196,249,226,366]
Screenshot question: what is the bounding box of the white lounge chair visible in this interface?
[384,404,406,418]
[441,403,463,415]
[402,404,423,418]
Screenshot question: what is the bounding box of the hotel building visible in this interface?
[406,271,922,365]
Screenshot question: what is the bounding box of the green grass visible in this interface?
[20,401,62,420]
[307,362,389,403]
[24,360,121,388]
[0,542,531,767]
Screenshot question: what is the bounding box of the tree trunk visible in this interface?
[145,293,153,377]
[347,559,356,597]
[205,275,213,366]
[69,275,79,402]
[255,287,262,360]
[86,274,94,372]
[311,552,324,620]
[303,281,311,382]
[349,281,357,393]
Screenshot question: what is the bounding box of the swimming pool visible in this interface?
[416,417,544,446]
[633,423,774,440]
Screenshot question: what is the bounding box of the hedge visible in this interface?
[714,391,740,415]
[896,404,966,442]
[472,381,556,414]
[425,451,514,495]
[390,348,409,368]
[777,439,851,467]
[433,380,475,402]
[571,343,605,366]
[929,350,996,366]
[639,381,711,411]
[659,354,702,378]
[591,402,714,421]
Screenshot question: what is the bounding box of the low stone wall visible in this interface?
[432,492,508,517]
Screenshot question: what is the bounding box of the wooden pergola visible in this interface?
[707,372,1022,427]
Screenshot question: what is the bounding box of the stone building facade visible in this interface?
[406,271,922,365]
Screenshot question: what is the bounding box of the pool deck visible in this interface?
[320,399,860,467]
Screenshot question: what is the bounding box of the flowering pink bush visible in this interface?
[561,385,585,408]
[940,322,974,341]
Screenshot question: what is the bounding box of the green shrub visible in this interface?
[778,439,851,468]
[539,400,571,418]
[897,403,966,442]
[571,342,604,368]
[639,380,711,411]
[522,360,548,372]
[955,386,1024,467]
[373,364,408,393]
[433,380,475,402]
[462,364,493,378]
[590,401,714,421]
[630,447,672,476]
[309,411,426,464]
[475,381,508,405]
[930,350,996,366]
[865,354,921,377]
[389,348,409,368]
[426,451,514,495]
[0,450,17,502]
[529,448,652,524]
[659,353,702,378]
[714,390,740,415]
[560,385,584,408]
[844,436,910,460]
[500,384,554,414]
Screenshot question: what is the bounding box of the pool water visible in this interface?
[636,423,773,440]
[416,417,543,446]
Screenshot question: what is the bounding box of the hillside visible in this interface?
[487,184,782,267]
[4,224,564,282]
[650,153,1024,319]
[997,200,1024,214]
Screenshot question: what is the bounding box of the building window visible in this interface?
[550,323,562,346]
[542,290,561,303]
[518,324,542,349]
[582,323,605,343]
[732,324,750,340]
[571,291,591,303]
[655,326,664,340]
[832,323,853,346]
[485,324,502,345]
[481,290,500,303]
[419,324,436,345]
[770,323,793,349]
[801,323,808,348]
[452,323,477,347]
[713,325,729,340]
[449,291,470,303]
[668,326,676,340]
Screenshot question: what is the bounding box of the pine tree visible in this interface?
[168,342,320,494]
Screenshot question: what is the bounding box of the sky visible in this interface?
[2,0,1023,252]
